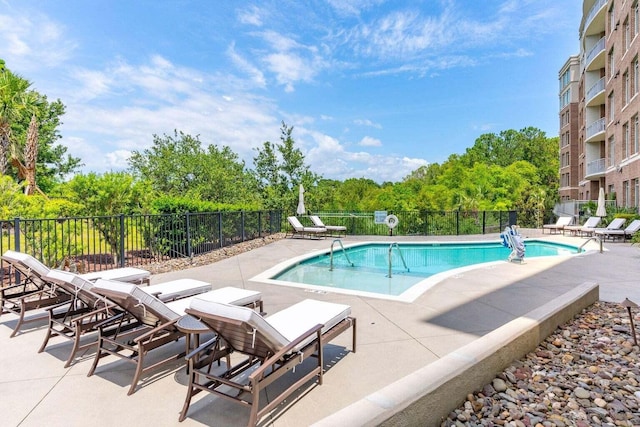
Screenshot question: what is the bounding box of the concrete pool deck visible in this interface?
[1,229,639,426]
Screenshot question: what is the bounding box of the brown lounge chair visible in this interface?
[286,216,326,239]
[1,250,149,337]
[310,215,347,237]
[179,298,356,426]
[88,279,263,395]
[40,270,212,367]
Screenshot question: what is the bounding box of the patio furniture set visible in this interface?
[0,250,356,426]
[542,216,640,241]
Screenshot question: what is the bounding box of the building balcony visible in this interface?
[586,77,605,106]
[585,37,605,71]
[585,157,607,179]
[585,117,606,143]
[582,0,607,37]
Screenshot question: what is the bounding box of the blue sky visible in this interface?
[1,0,582,183]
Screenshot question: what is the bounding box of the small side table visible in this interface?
[176,314,209,355]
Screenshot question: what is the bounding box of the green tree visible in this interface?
[0,67,32,175]
[129,130,259,205]
[0,62,81,193]
[253,121,320,212]
[61,172,147,265]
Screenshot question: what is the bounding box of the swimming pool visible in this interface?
[251,240,583,302]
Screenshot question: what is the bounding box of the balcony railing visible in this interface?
[586,157,607,176]
[584,0,607,33]
[586,77,605,103]
[586,117,606,140]
[585,36,605,67]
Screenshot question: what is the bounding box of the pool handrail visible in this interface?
[329,239,354,271]
[388,243,409,278]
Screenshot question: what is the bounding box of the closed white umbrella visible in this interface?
[296,184,306,215]
[596,187,607,217]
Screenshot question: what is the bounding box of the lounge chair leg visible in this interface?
[64,324,83,368]
[38,321,54,353]
[87,334,104,377]
[9,304,26,338]
[179,361,197,422]
[128,344,145,395]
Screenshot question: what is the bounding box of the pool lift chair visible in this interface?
[500,226,525,263]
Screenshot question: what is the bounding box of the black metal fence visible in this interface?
[303,210,518,236]
[1,210,283,283]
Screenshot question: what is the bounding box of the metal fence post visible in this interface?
[241,211,246,242]
[119,214,125,268]
[482,211,486,234]
[13,217,21,253]
[185,212,192,258]
[218,212,224,248]
[456,211,460,235]
[13,217,21,284]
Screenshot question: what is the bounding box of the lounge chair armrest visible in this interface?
[184,336,219,361]
[133,318,179,343]
[2,286,57,299]
[249,323,324,380]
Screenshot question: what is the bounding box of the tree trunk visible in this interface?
[0,123,9,175]
[24,114,38,195]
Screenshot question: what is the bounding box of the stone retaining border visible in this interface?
[313,281,599,427]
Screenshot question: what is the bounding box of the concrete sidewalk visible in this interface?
[1,231,639,426]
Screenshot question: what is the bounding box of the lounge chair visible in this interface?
[542,216,573,234]
[179,298,356,426]
[563,216,601,236]
[0,250,151,337]
[310,215,347,236]
[286,216,326,239]
[593,218,627,239]
[595,219,640,241]
[87,279,262,395]
[39,270,212,367]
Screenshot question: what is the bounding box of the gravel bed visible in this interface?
[143,233,287,275]
[442,301,640,427]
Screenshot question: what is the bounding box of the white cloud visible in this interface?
[227,43,267,88]
[354,119,382,129]
[359,136,382,147]
[302,129,426,182]
[0,12,76,72]
[237,5,264,26]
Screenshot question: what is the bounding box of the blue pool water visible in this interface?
[268,240,580,300]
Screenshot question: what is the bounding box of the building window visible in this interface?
[624,122,630,158]
[625,17,631,51]
[635,178,639,208]
[609,135,616,167]
[634,56,639,95]
[635,1,639,37]
[624,181,630,207]
[610,2,616,33]
[631,114,640,153]
[608,91,615,122]
[608,47,615,78]
[625,70,631,104]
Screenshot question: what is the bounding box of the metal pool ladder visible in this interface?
[329,239,354,271]
[388,242,410,278]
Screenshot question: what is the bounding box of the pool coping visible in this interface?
[250,239,595,303]
[312,281,599,427]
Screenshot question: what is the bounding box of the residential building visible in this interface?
[562,0,640,211]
